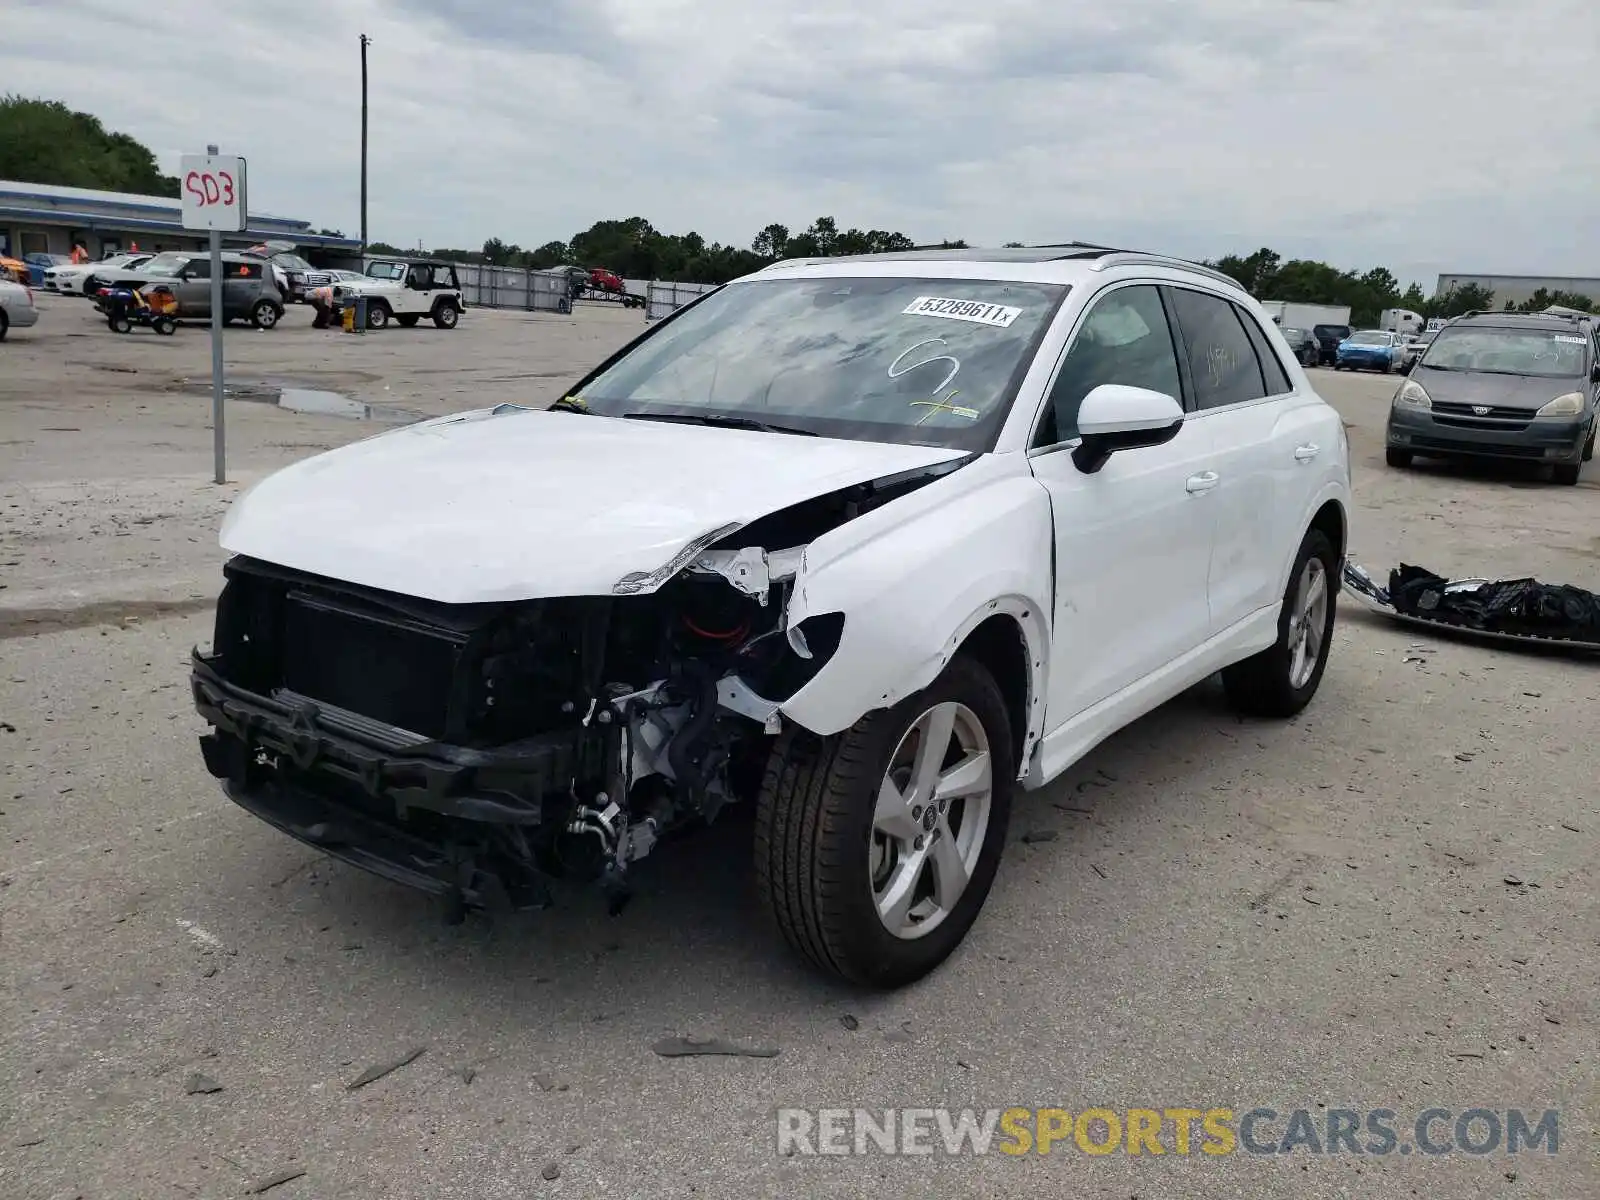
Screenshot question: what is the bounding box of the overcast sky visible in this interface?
[6,0,1598,286]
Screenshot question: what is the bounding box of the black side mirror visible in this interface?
[1590,363,1600,382]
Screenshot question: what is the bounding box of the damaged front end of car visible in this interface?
[191,459,964,918]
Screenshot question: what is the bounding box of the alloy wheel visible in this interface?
[870,701,993,940]
[1286,557,1329,690]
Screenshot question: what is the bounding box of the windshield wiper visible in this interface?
[548,398,591,414]
[620,411,818,437]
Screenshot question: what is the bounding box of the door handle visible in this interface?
[1293,443,1320,462]
[1185,471,1219,493]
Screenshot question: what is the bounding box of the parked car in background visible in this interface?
[1,255,29,285]
[23,252,70,286]
[192,245,1351,987]
[129,251,285,328]
[49,252,154,295]
[1312,323,1352,365]
[0,277,40,339]
[1400,330,1435,371]
[1280,325,1319,366]
[1386,308,1598,485]
[246,243,330,302]
[1335,329,1405,373]
[328,259,464,329]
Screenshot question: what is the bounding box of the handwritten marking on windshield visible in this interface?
[910,392,980,424]
[889,338,961,395]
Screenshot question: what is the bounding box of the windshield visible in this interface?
[273,253,314,271]
[1421,326,1589,377]
[1349,330,1389,345]
[366,261,406,280]
[572,276,1067,450]
[139,254,189,278]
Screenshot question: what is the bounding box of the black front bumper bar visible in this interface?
[191,650,600,908]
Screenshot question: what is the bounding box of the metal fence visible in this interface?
[646,280,719,321]
[452,264,572,312]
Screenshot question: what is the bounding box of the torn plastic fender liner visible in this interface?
[773,455,1055,762]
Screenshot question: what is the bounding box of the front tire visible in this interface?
[1223,528,1337,719]
[1386,447,1412,468]
[1582,423,1595,463]
[1552,462,1581,486]
[366,300,391,330]
[754,654,1014,988]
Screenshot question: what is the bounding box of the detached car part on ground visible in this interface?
[193,247,1351,987]
[1385,309,1599,486]
[1343,560,1600,651]
[326,259,463,330]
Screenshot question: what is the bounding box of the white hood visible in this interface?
[220,408,968,603]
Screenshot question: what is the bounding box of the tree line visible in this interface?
[0,95,179,197]
[373,216,972,285]
[1204,247,1594,327]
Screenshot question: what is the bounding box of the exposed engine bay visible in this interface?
[191,462,960,917]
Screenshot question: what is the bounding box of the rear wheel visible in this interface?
[110,313,133,334]
[1385,447,1412,468]
[154,317,177,336]
[1552,462,1581,486]
[250,300,280,330]
[1223,528,1338,719]
[432,300,460,329]
[754,654,1013,988]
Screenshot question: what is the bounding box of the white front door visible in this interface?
[1028,283,1218,728]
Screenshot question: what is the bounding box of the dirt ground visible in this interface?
[1,294,1595,1199]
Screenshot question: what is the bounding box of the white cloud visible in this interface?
[4,0,1597,286]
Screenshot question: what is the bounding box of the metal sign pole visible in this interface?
[206,142,226,485]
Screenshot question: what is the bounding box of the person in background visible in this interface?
[70,242,89,264]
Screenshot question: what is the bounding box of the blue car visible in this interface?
[1335,329,1403,373]
[23,252,70,287]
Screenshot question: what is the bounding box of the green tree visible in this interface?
[1428,283,1496,319]
[0,95,179,195]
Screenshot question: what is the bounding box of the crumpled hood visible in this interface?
[1412,366,1587,412]
[220,408,968,603]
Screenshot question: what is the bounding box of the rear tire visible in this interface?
[1223,528,1337,719]
[1386,447,1412,468]
[250,300,280,330]
[110,314,133,334]
[754,654,1013,988]
[154,317,176,336]
[432,300,460,329]
[1552,462,1581,486]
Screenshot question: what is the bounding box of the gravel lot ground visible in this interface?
[2,295,1595,1199]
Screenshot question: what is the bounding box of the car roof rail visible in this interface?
[1085,251,1245,289]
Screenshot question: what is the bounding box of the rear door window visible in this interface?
[1167,288,1268,410]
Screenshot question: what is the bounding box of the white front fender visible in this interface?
[777,455,1054,759]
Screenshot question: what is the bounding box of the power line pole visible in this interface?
[360,33,371,252]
